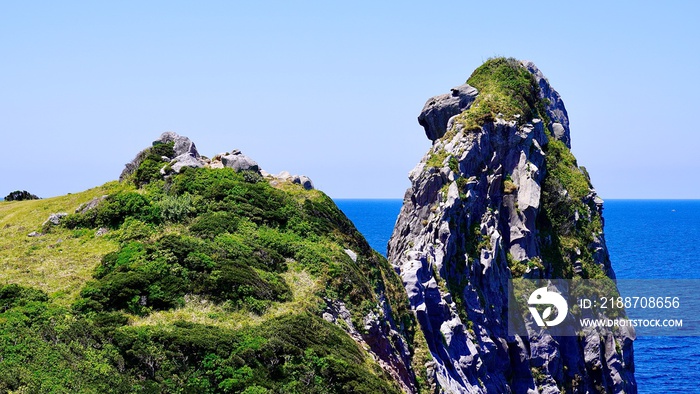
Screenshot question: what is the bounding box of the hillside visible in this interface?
[0,133,429,393]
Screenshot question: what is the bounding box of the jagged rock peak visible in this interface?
[389,58,635,393]
[418,58,571,148]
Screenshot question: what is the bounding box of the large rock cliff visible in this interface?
[388,58,636,393]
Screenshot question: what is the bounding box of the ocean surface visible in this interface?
[335,199,700,394]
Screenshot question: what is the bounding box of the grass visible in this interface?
[130,263,320,330]
[448,57,539,136]
[544,139,592,202]
[0,182,127,305]
[426,149,448,168]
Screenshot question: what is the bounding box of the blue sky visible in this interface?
[2,1,699,199]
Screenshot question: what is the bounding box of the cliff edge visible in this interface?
[388,58,636,393]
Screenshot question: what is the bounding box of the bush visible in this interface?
[132,142,175,187]
[63,192,160,229]
[77,231,292,315]
[3,190,39,201]
[110,313,402,393]
[117,217,155,242]
[157,193,195,223]
[0,284,49,309]
[190,211,239,239]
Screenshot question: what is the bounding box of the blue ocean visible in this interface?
[335,199,700,394]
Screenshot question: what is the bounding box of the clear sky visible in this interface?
[2,1,699,199]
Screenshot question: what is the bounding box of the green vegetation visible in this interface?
[451,57,539,134]
[538,138,606,279]
[0,164,425,392]
[0,283,402,393]
[503,174,518,194]
[3,190,40,201]
[0,182,126,303]
[426,149,448,168]
[133,141,175,187]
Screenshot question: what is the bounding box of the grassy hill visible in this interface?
[0,141,427,393]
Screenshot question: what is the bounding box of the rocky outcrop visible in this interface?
[389,58,635,393]
[119,132,206,181]
[159,132,206,173]
[262,170,315,190]
[220,150,260,173]
[522,61,571,149]
[75,195,107,214]
[120,133,316,192]
[44,212,67,226]
[418,84,478,142]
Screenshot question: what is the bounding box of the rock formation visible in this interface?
[389,58,635,393]
[220,150,260,173]
[119,132,315,191]
[120,132,206,180]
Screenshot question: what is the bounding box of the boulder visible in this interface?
[76,195,108,214]
[292,175,314,190]
[170,153,205,173]
[157,131,200,158]
[221,150,260,173]
[44,212,68,226]
[418,83,478,142]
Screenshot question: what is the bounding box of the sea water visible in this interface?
[335,199,700,393]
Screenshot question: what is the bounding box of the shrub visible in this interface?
[190,211,239,239]
[0,284,49,309]
[157,193,195,223]
[117,217,155,242]
[503,179,518,194]
[3,190,40,201]
[133,141,175,187]
[63,192,160,229]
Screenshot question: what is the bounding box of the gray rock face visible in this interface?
[170,152,205,173]
[158,131,199,158]
[521,61,571,148]
[221,150,260,173]
[389,62,635,393]
[321,296,416,393]
[418,84,479,142]
[159,132,206,174]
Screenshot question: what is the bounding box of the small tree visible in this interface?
[4,190,40,201]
